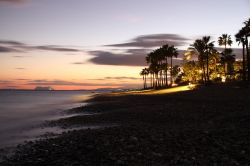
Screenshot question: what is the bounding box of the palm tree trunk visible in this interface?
[152,74,155,88]
[150,74,152,88]
[245,37,250,81]
[162,71,164,87]
[203,63,206,84]
[160,70,162,87]
[206,52,209,82]
[155,73,157,88]
[170,56,173,87]
[142,75,145,89]
[157,73,160,88]
[224,63,226,76]
[242,42,246,81]
[165,59,168,87]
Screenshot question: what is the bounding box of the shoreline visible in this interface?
[1,85,250,165]
[0,92,96,153]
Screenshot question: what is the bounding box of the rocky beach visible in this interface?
[1,84,250,165]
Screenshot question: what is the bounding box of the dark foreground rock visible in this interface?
[1,84,250,165]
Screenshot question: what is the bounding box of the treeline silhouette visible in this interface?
[140,18,250,89]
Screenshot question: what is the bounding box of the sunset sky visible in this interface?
[1,0,250,90]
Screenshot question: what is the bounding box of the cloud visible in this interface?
[88,49,185,66]
[34,45,80,52]
[85,34,189,66]
[26,79,140,88]
[0,0,26,4]
[12,55,29,58]
[89,76,140,81]
[0,46,20,53]
[0,40,25,46]
[15,67,26,70]
[106,34,189,48]
[0,40,81,53]
[105,76,140,80]
[71,62,85,65]
[0,80,12,84]
[6,85,19,88]
[88,49,149,66]
[15,78,30,81]
[27,80,109,86]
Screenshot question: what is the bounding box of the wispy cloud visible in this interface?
[71,62,85,65]
[6,85,20,88]
[106,34,189,48]
[15,78,30,81]
[0,0,26,4]
[0,46,20,53]
[12,55,29,58]
[0,40,25,45]
[26,79,140,88]
[0,80,13,84]
[89,76,140,81]
[33,45,80,52]
[15,67,26,70]
[0,40,81,53]
[105,76,140,80]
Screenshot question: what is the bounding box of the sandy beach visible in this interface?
[1,84,250,165]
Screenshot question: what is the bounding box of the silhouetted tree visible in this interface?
[243,18,250,80]
[218,34,233,49]
[220,48,235,77]
[235,18,250,81]
[169,46,178,86]
[235,29,247,81]
[218,34,233,76]
[203,36,215,82]
[143,44,178,89]
[140,68,149,89]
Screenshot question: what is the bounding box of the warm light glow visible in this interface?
[119,85,195,95]
[152,86,193,94]
[222,76,226,82]
[188,83,196,89]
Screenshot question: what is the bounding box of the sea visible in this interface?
[0,90,99,149]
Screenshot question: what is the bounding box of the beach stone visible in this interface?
[130,136,138,142]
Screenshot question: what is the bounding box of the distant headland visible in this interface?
[34,86,54,91]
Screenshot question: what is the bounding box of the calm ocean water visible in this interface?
[0,90,95,148]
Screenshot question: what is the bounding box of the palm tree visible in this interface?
[234,18,250,81]
[169,46,178,86]
[220,48,235,76]
[161,44,170,87]
[185,36,215,84]
[146,50,161,88]
[243,19,250,80]
[140,68,149,89]
[140,68,146,89]
[203,36,215,82]
[218,34,233,49]
[186,39,206,83]
[218,34,233,76]
[209,49,220,78]
[145,68,149,88]
[235,29,246,81]
[143,44,177,88]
